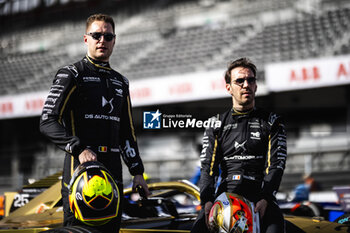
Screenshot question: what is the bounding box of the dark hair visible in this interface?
[86,13,115,33]
[224,57,257,84]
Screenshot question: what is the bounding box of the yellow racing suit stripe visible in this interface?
[58,86,76,124]
[266,135,271,174]
[127,95,136,141]
[209,136,218,176]
[70,110,76,176]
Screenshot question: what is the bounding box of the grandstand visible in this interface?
[2,0,350,91]
[0,0,350,197]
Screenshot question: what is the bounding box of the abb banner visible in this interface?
[265,55,350,92]
[2,55,349,119]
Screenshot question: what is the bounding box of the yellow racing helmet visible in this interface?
[68,161,120,226]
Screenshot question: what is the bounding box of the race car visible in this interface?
[278,185,350,225]
[0,175,349,233]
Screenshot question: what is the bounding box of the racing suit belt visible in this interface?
[86,145,120,153]
[226,173,263,182]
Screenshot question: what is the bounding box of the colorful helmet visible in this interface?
[208,192,254,233]
[68,161,120,226]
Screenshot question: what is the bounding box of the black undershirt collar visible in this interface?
[231,107,255,116]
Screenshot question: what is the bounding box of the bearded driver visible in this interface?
[40,13,150,232]
[191,58,286,233]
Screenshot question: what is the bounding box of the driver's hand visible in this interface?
[78,149,97,164]
[204,201,213,229]
[132,174,151,197]
[255,199,268,218]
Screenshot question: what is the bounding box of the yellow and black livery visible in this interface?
[68,161,120,226]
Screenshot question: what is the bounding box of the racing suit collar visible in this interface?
[85,55,112,71]
[231,107,255,116]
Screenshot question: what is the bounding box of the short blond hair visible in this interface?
[86,13,115,33]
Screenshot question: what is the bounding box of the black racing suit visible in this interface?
[39,56,144,231]
[191,108,287,233]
